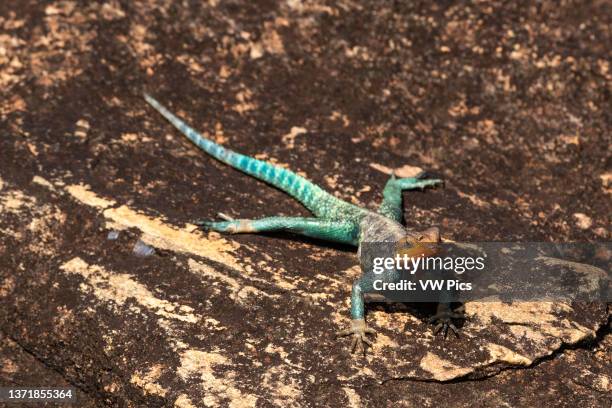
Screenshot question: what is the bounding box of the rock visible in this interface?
[573,213,593,230]
[1,1,610,406]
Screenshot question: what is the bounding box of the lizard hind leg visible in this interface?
[377,174,444,222]
[194,216,360,245]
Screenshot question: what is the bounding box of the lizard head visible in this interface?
[396,227,441,259]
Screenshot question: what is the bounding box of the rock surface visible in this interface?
[0,1,610,406]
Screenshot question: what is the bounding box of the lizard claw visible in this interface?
[336,319,376,355]
[428,305,465,339]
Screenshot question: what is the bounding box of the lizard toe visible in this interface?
[193,219,234,232]
[429,306,465,339]
[337,319,376,355]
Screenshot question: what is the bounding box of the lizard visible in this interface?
[144,93,465,354]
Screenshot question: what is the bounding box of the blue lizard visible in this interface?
[144,93,464,354]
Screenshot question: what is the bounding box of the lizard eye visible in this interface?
[416,227,441,243]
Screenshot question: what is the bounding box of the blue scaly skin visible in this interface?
[144,93,465,354]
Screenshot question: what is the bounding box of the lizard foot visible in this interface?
[428,305,465,339]
[419,178,445,190]
[335,319,376,355]
[194,212,241,232]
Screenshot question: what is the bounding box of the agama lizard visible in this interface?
[144,93,465,354]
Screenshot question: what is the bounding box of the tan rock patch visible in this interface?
[178,349,258,408]
[130,364,168,397]
[419,352,472,381]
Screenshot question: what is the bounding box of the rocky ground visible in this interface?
[0,1,610,407]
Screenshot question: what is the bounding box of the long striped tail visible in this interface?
[144,93,360,218]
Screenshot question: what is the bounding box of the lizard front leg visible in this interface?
[428,302,465,338]
[336,278,376,354]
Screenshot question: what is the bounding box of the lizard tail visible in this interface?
[144,93,357,218]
